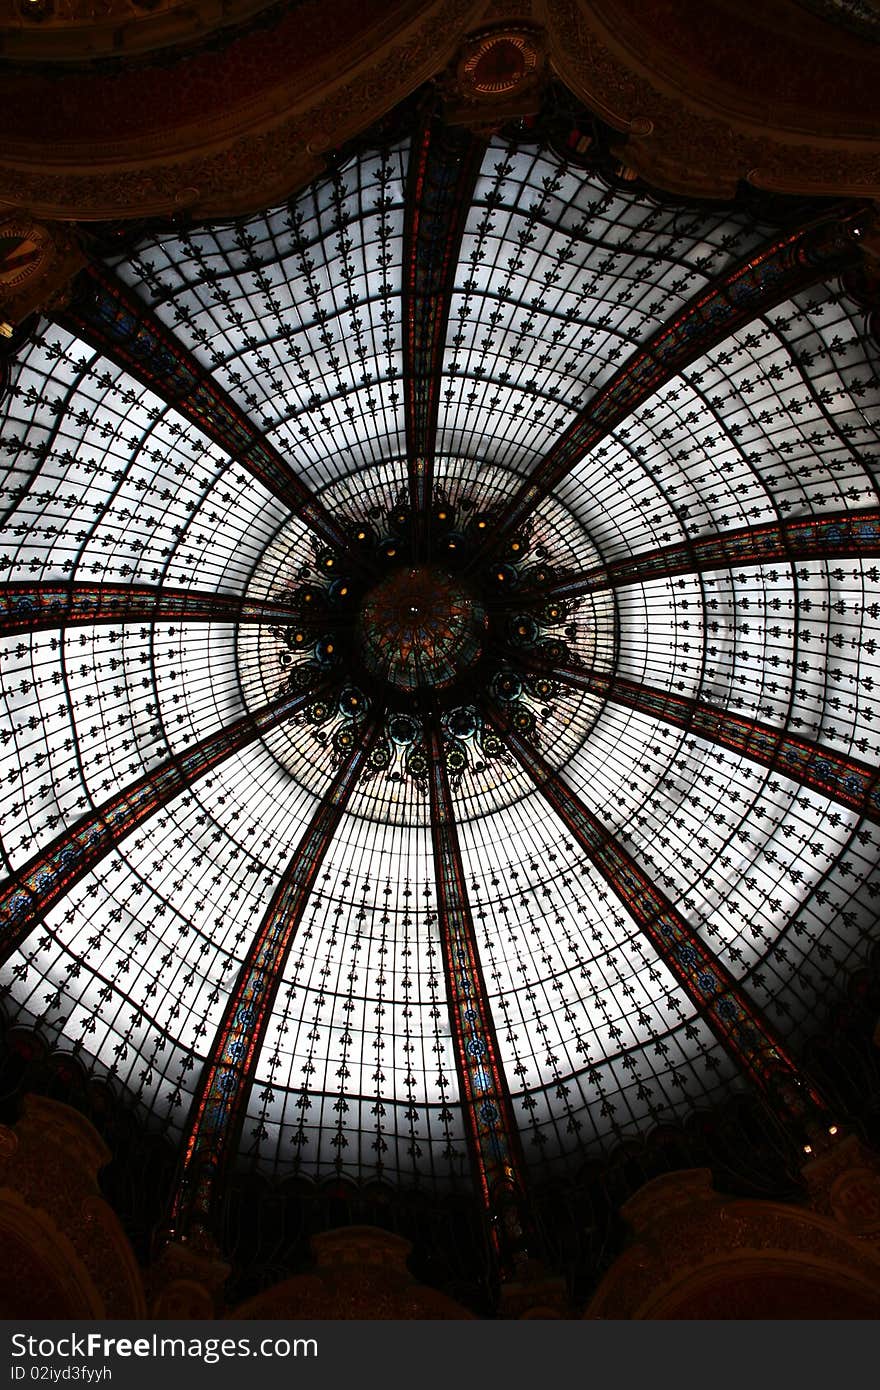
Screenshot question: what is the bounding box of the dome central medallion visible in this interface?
[358,566,487,693]
[238,474,615,811]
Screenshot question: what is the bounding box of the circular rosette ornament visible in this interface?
[358,566,487,693]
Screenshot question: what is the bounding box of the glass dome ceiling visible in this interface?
[0,90,878,1259]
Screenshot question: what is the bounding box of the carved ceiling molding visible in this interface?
[538,0,880,198]
[579,0,880,137]
[787,0,880,47]
[439,20,548,127]
[0,0,453,166]
[228,1226,477,1319]
[585,1169,880,1319]
[0,0,296,65]
[0,214,84,323]
[0,1097,147,1318]
[0,0,490,220]
[0,0,879,223]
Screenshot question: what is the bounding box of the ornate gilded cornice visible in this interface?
[2,0,880,223]
[539,0,880,198]
[0,0,490,219]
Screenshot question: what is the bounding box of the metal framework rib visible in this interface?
[425,717,531,1277]
[489,711,833,1142]
[0,682,322,964]
[402,113,486,542]
[168,717,380,1240]
[519,507,880,604]
[514,655,880,825]
[54,266,355,557]
[473,214,863,559]
[0,581,305,640]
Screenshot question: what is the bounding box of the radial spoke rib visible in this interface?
[514,654,880,824]
[528,507,880,604]
[474,214,863,559]
[489,710,834,1144]
[0,682,323,964]
[167,714,381,1240]
[54,266,356,558]
[425,715,531,1277]
[0,581,306,639]
[402,112,486,544]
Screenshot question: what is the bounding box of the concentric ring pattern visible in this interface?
[0,105,878,1205]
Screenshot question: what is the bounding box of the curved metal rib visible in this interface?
[167,713,382,1240]
[54,266,358,559]
[487,708,834,1148]
[471,215,863,564]
[0,581,306,640]
[425,714,531,1278]
[402,112,486,550]
[507,655,880,825]
[0,681,323,965]
[524,508,880,605]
